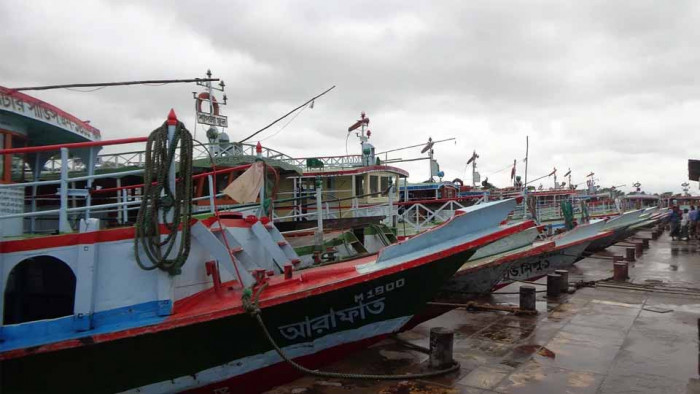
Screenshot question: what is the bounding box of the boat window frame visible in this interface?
[0,129,28,184]
[370,175,379,196]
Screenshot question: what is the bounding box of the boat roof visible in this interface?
[0,86,100,144]
[624,194,660,200]
[401,182,458,191]
[298,164,409,178]
[192,155,303,175]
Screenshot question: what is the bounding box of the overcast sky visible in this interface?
[2,1,698,194]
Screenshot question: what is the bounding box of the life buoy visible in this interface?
[452,178,463,187]
[196,92,220,115]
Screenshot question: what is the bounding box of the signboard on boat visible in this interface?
[0,186,24,237]
[197,112,228,128]
[0,87,101,141]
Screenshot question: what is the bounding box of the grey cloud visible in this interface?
[1,0,698,194]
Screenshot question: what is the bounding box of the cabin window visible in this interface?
[370,175,379,195]
[216,173,231,193]
[355,176,365,196]
[4,256,76,325]
[10,135,27,182]
[380,176,390,192]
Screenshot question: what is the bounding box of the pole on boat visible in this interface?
[165,110,177,223]
[256,142,265,216]
[523,136,529,218]
[388,177,396,228]
[315,176,324,251]
[59,147,71,232]
[155,109,179,316]
[30,153,40,233]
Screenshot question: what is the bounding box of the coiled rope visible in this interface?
[134,120,194,275]
[242,285,461,380]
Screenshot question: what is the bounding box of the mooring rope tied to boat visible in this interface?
[134,120,194,275]
[596,281,700,296]
[242,285,461,380]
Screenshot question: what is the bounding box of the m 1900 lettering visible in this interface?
[354,278,405,303]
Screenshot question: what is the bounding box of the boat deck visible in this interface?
[266,230,700,393]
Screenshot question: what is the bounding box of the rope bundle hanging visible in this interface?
[134,120,194,275]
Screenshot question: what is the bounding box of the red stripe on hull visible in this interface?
[185,334,390,394]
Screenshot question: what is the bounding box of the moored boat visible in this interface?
[441,225,548,294]
[0,87,528,393]
[578,209,646,259]
[497,218,610,287]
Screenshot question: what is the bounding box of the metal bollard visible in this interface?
[635,243,643,258]
[429,327,454,369]
[283,264,293,279]
[547,273,561,298]
[520,285,537,311]
[626,247,636,262]
[640,238,649,249]
[651,230,659,240]
[614,262,628,281]
[554,269,569,293]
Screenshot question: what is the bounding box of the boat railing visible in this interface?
[37,144,366,178]
[1,135,521,237]
[290,154,364,170]
[36,142,301,175]
[396,200,468,232]
[0,137,285,235]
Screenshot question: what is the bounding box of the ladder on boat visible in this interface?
[340,230,369,256]
[368,224,398,247]
[191,218,301,288]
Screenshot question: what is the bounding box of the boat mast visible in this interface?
[472,151,478,187]
[523,136,529,218]
[193,70,227,150]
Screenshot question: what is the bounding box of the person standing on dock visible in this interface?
[680,208,690,240]
[689,206,699,240]
[670,206,682,240]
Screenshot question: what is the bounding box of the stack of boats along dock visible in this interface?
[0,76,670,393]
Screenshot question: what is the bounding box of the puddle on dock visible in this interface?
[512,344,555,359]
[267,232,700,394]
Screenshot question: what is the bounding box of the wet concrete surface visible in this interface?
[266,231,700,394]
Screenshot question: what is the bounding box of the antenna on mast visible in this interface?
[192,69,228,155]
[422,137,436,182]
[348,112,374,166]
[563,168,572,189]
[466,150,479,187]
